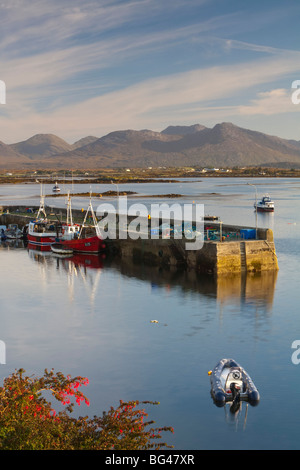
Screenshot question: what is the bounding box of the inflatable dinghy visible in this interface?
[208,358,260,408]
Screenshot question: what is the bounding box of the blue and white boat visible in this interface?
[208,358,260,409]
[254,194,274,212]
[52,182,61,193]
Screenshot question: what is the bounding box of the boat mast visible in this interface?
[36,184,47,219]
[66,191,73,226]
[79,189,100,238]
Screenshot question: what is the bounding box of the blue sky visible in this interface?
[1,0,300,144]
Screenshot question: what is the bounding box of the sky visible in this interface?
[1,0,300,144]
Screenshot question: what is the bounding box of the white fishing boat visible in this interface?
[27,186,62,246]
[254,194,274,212]
[52,182,61,193]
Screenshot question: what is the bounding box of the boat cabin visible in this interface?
[28,220,58,235]
[61,223,81,240]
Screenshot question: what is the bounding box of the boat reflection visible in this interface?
[26,243,277,314]
[27,242,104,268]
[223,402,250,432]
[27,243,105,308]
[0,238,26,249]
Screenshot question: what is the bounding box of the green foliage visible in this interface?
[0,368,174,450]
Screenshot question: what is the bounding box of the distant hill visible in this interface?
[42,129,182,169]
[0,140,31,167]
[2,122,300,169]
[161,124,207,135]
[9,134,73,159]
[72,136,99,149]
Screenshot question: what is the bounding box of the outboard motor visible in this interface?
[229,382,241,413]
[225,368,243,414]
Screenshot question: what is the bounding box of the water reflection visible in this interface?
[0,237,283,449]
[26,243,105,308]
[223,402,249,432]
[0,238,25,249]
[106,257,277,313]
[216,270,277,312]
[27,243,104,269]
[25,243,277,315]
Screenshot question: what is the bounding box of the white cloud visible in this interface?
[2,51,300,143]
[238,88,296,116]
[1,0,300,143]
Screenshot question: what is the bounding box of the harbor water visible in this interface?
[0,177,300,449]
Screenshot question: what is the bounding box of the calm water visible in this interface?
[1,177,300,450]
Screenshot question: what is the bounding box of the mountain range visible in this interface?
[2,122,300,169]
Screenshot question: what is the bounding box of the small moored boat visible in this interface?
[4,224,23,239]
[254,194,274,212]
[50,243,73,255]
[52,182,61,193]
[204,215,219,221]
[208,358,260,409]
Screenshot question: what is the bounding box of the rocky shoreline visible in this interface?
[1,166,300,185]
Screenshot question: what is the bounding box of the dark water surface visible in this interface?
[1,177,300,449]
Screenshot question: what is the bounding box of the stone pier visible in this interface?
[0,205,279,275]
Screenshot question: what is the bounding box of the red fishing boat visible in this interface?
[56,192,106,254]
[58,236,104,253]
[28,188,105,254]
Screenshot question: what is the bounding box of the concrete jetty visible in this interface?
[106,225,278,274]
[0,205,279,275]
